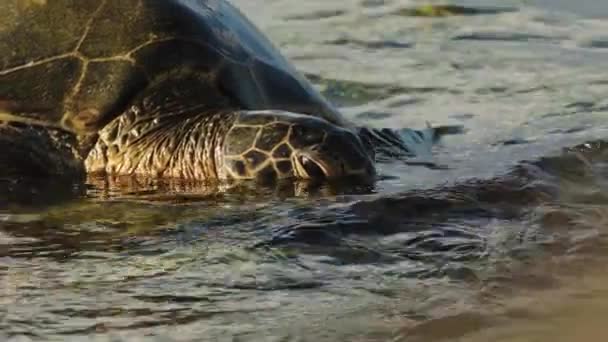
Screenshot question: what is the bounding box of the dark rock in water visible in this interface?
[284,9,347,21]
[356,111,393,120]
[393,5,517,17]
[325,37,413,49]
[496,138,532,146]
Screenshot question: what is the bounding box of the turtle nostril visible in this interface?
[299,156,326,179]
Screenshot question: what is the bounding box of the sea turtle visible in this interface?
[0,0,456,188]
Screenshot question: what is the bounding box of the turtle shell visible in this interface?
[0,0,347,139]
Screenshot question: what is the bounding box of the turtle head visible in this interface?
[221,111,376,183]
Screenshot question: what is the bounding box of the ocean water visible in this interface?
[2,0,608,341]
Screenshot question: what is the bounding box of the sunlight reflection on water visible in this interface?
[2,1,608,341]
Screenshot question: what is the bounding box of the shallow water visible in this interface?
[2,0,608,341]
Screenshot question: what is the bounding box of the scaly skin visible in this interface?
[85,108,377,183]
[86,110,236,181]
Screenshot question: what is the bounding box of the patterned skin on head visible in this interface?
[221,111,376,183]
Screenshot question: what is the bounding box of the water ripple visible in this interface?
[3,1,608,340]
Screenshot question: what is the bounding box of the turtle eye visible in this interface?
[298,155,326,179]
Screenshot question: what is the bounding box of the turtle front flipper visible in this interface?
[357,124,465,166]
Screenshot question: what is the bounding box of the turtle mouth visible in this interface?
[294,154,328,180]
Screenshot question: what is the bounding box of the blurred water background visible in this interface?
[2,0,608,340]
